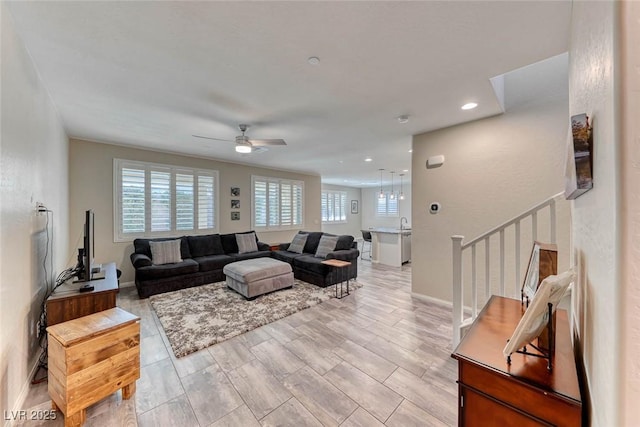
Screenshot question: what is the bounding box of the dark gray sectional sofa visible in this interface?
[131,230,359,298]
[131,231,271,298]
[271,231,359,287]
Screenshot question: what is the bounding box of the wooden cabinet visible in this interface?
[47,308,140,427]
[46,262,118,326]
[452,296,582,426]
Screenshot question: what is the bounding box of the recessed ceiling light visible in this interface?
[308,56,320,65]
[461,102,478,110]
[408,149,413,153]
[397,115,410,124]
[364,157,373,162]
[403,169,409,172]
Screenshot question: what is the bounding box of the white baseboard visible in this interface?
[410,291,453,308]
[5,358,41,427]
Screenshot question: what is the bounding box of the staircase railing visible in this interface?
[451,192,565,347]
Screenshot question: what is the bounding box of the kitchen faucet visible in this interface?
[400,217,408,230]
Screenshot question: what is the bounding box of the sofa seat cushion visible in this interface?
[194,255,234,272]
[293,255,330,275]
[229,251,273,262]
[224,258,292,283]
[271,250,306,264]
[136,258,199,281]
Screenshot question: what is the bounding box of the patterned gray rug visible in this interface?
[150,279,362,358]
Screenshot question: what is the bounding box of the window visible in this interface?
[321,191,347,223]
[252,175,304,230]
[114,159,218,241]
[376,194,399,217]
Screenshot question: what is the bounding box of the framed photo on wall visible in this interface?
[231,187,240,197]
[351,200,358,214]
[231,212,240,221]
[231,199,240,209]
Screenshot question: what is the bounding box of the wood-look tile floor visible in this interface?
[19,261,458,426]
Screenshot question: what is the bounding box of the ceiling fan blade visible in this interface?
[192,134,233,142]
[248,138,287,146]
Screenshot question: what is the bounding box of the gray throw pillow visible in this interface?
[315,235,339,258]
[150,239,183,265]
[288,233,308,254]
[236,232,259,254]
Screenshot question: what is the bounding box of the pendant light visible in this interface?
[378,169,385,199]
[389,171,396,200]
[399,173,405,200]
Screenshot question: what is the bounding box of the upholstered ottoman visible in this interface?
[223,258,294,299]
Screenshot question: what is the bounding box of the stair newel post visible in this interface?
[452,235,464,347]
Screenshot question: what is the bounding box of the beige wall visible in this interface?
[620,2,640,423]
[320,184,362,238]
[568,1,623,425]
[411,55,571,304]
[1,4,70,417]
[69,139,321,283]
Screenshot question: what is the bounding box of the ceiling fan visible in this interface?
[193,124,287,153]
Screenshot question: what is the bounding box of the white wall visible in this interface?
[69,139,322,283]
[361,185,412,230]
[0,4,69,418]
[411,54,571,303]
[568,1,621,425]
[320,184,362,238]
[620,2,640,423]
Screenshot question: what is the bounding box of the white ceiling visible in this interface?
[5,1,571,187]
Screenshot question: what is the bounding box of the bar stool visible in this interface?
[361,230,372,260]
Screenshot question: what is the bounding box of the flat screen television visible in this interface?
[75,209,96,282]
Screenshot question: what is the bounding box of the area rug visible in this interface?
[149,279,362,358]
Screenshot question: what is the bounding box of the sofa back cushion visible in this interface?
[150,239,183,265]
[134,237,191,259]
[187,234,224,257]
[315,235,339,258]
[221,231,259,254]
[301,231,324,254]
[288,233,308,254]
[326,234,355,251]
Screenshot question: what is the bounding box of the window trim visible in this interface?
[321,190,348,224]
[251,175,305,231]
[113,158,219,242]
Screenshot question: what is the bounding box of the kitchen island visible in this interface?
[370,228,411,267]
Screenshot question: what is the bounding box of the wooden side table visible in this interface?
[321,259,352,299]
[47,308,140,427]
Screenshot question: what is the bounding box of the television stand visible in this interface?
[47,262,118,326]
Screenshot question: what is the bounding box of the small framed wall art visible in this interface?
[351,200,358,214]
[231,187,240,197]
[564,113,593,200]
[231,212,240,221]
[231,199,240,209]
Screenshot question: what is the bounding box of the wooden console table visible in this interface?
[46,262,118,326]
[451,295,582,426]
[47,308,140,427]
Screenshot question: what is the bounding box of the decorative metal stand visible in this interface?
[506,302,555,371]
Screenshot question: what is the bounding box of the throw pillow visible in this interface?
[288,233,308,254]
[236,232,259,254]
[150,239,183,265]
[315,235,339,258]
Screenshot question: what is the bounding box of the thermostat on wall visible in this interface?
[429,202,441,214]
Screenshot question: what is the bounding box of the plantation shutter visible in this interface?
[252,176,304,229]
[121,167,145,233]
[150,170,171,232]
[197,175,215,230]
[176,173,194,231]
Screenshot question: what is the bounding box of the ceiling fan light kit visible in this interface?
[194,124,286,154]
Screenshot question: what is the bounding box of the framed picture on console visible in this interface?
[503,269,575,361]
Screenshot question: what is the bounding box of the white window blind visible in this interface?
[252,176,304,230]
[376,194,399,217]
[321,191,347,223]
[114,159,218,241]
